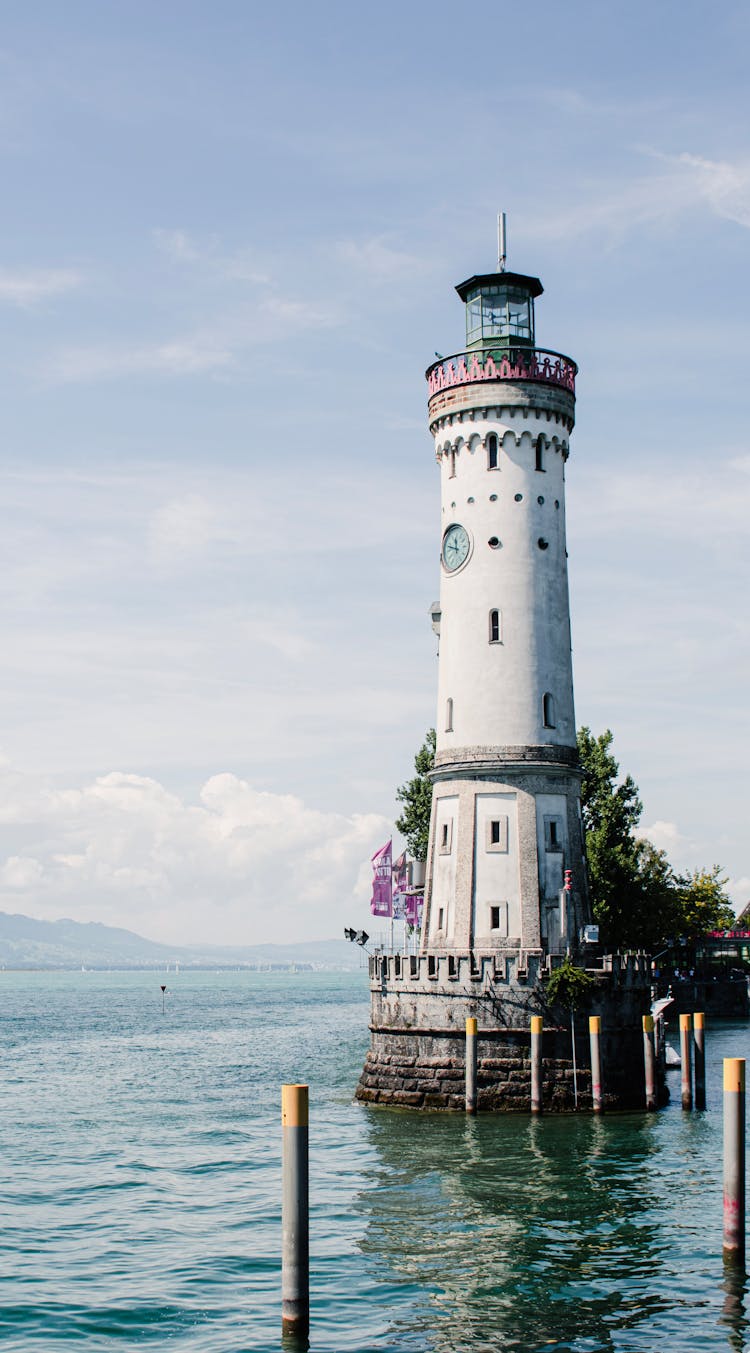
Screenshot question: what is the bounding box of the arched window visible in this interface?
[543,692,555,728]
[489,609,501,643]
[535,435,545,472]
[445,697,453,732]
[487,433,498,470]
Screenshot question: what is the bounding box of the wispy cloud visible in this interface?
[337,234,429,279]
[152,228,203,262]
[46,335,235,383]
[0,267,82,307]
[526,151,750,242]
[153,227,271,284]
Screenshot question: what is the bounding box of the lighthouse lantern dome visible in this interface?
[456,270,543,352]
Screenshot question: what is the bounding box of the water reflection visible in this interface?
[721,1265,748,1352]
[356,1110,670,1352]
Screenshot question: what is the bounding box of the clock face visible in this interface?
[442,523,470,572]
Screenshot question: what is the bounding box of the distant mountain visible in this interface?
[0,911,364,970]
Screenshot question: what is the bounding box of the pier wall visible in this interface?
[356,950,655,1112]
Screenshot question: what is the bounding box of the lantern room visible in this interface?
[456,271,543,352]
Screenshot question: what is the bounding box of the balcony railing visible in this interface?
[426,347,577,398]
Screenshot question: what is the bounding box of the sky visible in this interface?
[0,1,748,945]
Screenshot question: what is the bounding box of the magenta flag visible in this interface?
[392,851,408,919]
[405,892,424,927]
[370,839,393,917]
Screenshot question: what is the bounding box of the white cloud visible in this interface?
[0,763,390,945]
[152,228,271,284]
[641,820,684,854]
[0,856,44,888]
[525,150,750,242]
[337,235,428,278]
[148,493,232,560]
[727,877,750,911]
[672,152,750,229]
[0,267,82,307]
[46,336,235,382]
[153,228,203,262]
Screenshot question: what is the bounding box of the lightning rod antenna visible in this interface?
[497,212,507,272]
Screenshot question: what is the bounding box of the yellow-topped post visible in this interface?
[694,1012,706,1110]
[281,1084,309,1338]
[465,1017,478,1114]
[642,1014,657,1111]
[589,1016,603,1113]
[723,1058,746,1263]
[530,1015,543,1114]
[679,1014,693,1111]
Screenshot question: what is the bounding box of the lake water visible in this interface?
[0,969,747,1352]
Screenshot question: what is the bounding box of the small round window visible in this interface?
[538,538,549,550]
[514,493,523,502]
[489,494,498,502]
[488,537,501,549]
[537,495,544,505]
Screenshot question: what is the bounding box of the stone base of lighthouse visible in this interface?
[355,950,659,1112]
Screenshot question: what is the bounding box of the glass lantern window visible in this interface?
[465,285,534,346]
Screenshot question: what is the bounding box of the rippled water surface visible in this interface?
[0,969,747,1351]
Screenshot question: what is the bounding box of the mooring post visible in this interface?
[642,1014,657,1111]
[530,1015,543,1114]
[589,1015,603,1113]
[694,1012,706,1110]
[281,1084,309,1340]
[723,1058,746,1264]
[465,1016,478,1115]
[679,1013,693,1111]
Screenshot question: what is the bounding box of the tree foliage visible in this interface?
[578,727,735,949]
[544,956,595,1012]
[395,729,435,860]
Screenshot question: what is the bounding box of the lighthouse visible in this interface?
[356,230,652,1113]
[423,232,589,962]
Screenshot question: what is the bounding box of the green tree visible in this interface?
[577,727,736,949]
[672,866,736,938]
[395,729,435,860]
[577,727,645,947]
[545,956,595,1012]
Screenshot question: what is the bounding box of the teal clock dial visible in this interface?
[442,523,470,572]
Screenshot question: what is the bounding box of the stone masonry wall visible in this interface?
[356,952,656,1112]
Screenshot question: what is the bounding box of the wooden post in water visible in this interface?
[723,1058,745,1264]
[679,1013,693,1111]
[589,1016,603,1113]
[530,1015,543,1114]
[465,1016,477,1115]
[281,1084,309,1340]
[642,1014,657,1111]
[694,1012,706,1110]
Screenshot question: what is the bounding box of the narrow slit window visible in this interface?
[445,696,453,731]
[437,907,445,930]
[487,433,498,470]
[489,608,501,643]
[490,906,500,930]
[549,819,559,847]
[449,450,457,478]
[485,815,508,851]
[535,435,545,472]
[543,692,555,728]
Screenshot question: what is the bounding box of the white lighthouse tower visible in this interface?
[356,233,652,1112]
[422,227,590,964]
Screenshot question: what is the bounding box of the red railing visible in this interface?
[426,347,577,398]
